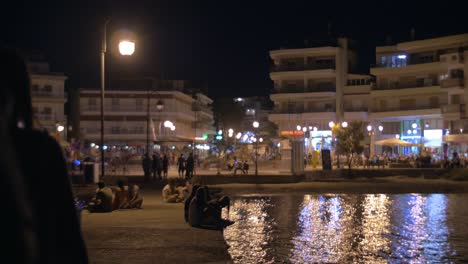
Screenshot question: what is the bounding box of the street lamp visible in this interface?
[341,121,348,128]
[252,121,260,176]
[100,19,136,179]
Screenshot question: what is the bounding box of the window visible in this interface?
[111,127,120,134]
[400,98,415,109]
[451,95,460,104]
[324,103,332,112]
[43,85,52,92]
[43,107,52,114]
[136,99,143,111]
[429,96,439,108]
[111,98,119,105]
[89,98,96,105]
[32,84,39,91]
[379,100,387,111]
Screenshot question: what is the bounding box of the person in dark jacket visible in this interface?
[185,153,195,179]
[142,154,152,182]
[152,153,162,180]
[177,154,185,177]
[162,154,169,179]
[1,48,88,263]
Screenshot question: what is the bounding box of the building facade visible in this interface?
[27,57,68,140]
[268,33,468,159]
[268,38,372,152]
[79,80,215,153]
[370,33,468,158]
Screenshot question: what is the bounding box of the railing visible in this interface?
[441,78,464,88]
[31,90,64,97]
[373,80,439,90]
[372,105,439,112]
[441,104,462,114]
[271,63,336,72]
[274,86,336,93]
[344,107,368,112]
[272,107,335,114]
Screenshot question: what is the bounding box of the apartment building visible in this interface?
[27,54,68,140]
[80,80,215,152]
[370,33,468,157]
[268,38,372,151]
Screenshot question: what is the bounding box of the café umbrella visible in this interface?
[374,138,412,146]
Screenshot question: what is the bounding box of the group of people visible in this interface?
[162,179,232,229]
[1,48,88,262]
[142,153,169,181]
[88,180,143,213]
[177,153,195,179]
[227,157,249,175]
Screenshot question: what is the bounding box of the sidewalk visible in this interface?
[80,186,232,264]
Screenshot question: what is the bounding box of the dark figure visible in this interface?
[162,154,169,179]
[2,48,88,263]
[142,154,152,182]
[233,158,242,175]
[188,186,231,229]
[243,160,249,175]
[177,154,185,177]
[186,153,195,179]
[152,153,162,180]
[184,184,201,222]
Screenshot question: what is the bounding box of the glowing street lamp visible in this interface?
[341,121,348,128]
[329,121,335,128]
[252,121,260,176]
[378,125,384,132]
[236,132,242,139]
[296,125,302,131]
[57,125,65,132]
[118,40,135,55]
[367,125,372,132]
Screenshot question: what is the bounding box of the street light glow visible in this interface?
[412,122,417,129]
[329,121,335,128]
[119,40,135,55]
[367,125,372,132]
[341,121,348,128]
[313,126,318,132]
[57,125,65,132]
[395,134,400,139]
[296,125,301,131]
[170,125,176,131]
[164,120,173,128]
[302,127,307,132]
[236,132,242,139]
[259,137,263,142]
[378,125,383,132]
[252,121,259,128]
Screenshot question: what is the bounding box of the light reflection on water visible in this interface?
[222,194,468,263]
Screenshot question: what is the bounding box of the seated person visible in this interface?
[184,184,201,222]
[123,184,143,209]
[188,186,232,228]
[162,178,183,203]
[112,180,129,210]
[176,179,191,201]
[88,181,113,213]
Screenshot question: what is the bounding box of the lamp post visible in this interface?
[367,124,384,158]
[253,121,260,176]
[155,99,164,151]
[100,19,135,179]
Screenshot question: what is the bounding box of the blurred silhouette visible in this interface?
[0,48,88,263]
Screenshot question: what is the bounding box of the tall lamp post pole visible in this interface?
[99,19,136,179]
[253,121,259,176]
[100,19,110,179]
[146,90,151,156]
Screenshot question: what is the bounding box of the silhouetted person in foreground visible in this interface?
[1,48,88,263]
[142,154,152,182]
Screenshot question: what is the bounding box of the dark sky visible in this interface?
[1,0,467,98]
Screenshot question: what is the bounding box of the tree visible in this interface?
[334,121,365,169]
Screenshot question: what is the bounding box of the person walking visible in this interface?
[162,154,169,179]
[177,154,185,178]
[142,154,152,182]
[186,153,195,179]
[152,153,161,180]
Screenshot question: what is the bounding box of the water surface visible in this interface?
[223,194,468,263]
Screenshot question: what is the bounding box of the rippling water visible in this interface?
[222,194,468,263]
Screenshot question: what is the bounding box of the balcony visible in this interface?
[442,104,465,120]
[275,85,335,94]
[272,106,335,114]
[373,79,439,91]
[31,90,65,98]
[271,63,336,72]
[441,78,464,89]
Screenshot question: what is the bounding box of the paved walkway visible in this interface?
[80,187,232,264]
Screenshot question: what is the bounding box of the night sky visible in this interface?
[1,0,466,98]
